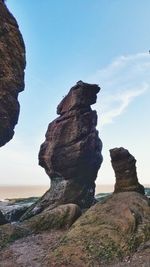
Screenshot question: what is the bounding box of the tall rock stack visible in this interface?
[20,81,103,221]
[0,0,26,146]
[39,81,103,209]
[110,147,145,194]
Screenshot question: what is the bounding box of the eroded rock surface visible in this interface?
[41,149,149,266]
[25,203,82,232]
[39,81,102,183]
[110,147,145,194]
[21,81,102,220]
[45,192,150,267]
[0,0,26,146]
[39,81,103,206]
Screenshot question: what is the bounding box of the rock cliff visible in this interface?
[0,0,26,146]
[110,147,145,194]
[21,81,103,220]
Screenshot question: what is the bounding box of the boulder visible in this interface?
[110,147,145,194]
[0,0,26,146]
[25,203,82,232]
[0,204,81,249]
[5,206,28,222]
[21,81,103,220]
[0,223,30,249]
[0,210,7,225]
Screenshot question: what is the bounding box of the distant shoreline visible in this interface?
[0,184,149,200]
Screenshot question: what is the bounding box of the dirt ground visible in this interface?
[0,231,66,267]
[0,232,150,267]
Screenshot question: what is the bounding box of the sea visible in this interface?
[0,184,149,221]
[0,184,150,200]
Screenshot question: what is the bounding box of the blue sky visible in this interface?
[0,0,150,186]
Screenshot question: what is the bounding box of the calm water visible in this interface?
[0,184,113,200]
[0,184,149,200]
[0,185,49,200]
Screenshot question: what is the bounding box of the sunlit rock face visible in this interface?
[0,0,26,146]
[110,147,145,194]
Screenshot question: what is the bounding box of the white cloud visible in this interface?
[100,84,148,125]
[87,52,150,126]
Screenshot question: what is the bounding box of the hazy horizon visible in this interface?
[0,183,150,200]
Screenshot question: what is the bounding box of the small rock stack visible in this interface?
[110,147,145,194]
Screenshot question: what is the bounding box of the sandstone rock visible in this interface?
[39,81,102,183]
[0,204,81,249]
[110,147,145,194]
[45,192,150,266]
[25,203,82,232]
[0,0,26,146]
[0,210,7,225]
[0,223,30,249]
[39,81,103,206]
[21,81,102,220]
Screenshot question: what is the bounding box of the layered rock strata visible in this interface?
[110,147,145,194]
[21,81,103,220]
[0,0,26,146]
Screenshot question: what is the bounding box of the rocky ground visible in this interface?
[0,230,66,267]
[0,230,149,267]
[0,189,150,267]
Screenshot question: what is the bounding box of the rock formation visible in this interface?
[0,0,26,146]
[20,81,103,221]
[0,148,149,267]
[0,210,7,225]
[44,151,149,266]
[25,203,82,232]
[110,147,145,194]
[46,191,150,266]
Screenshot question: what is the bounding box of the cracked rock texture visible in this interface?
[0,0,26,146]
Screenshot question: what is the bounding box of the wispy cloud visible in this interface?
[87,52,150,126]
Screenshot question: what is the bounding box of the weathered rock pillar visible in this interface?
[21,81,103,220]
[110,147,145,194]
